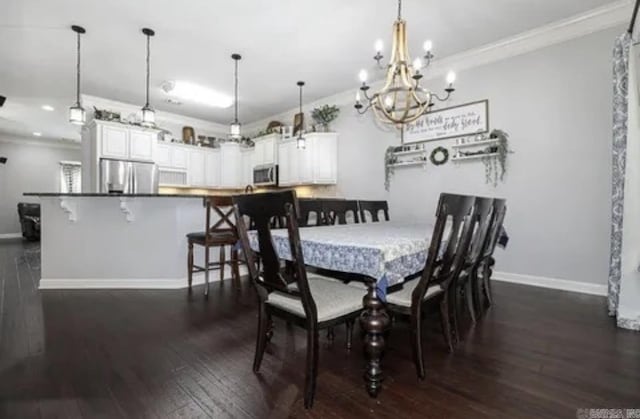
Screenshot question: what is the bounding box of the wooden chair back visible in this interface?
[481,199,507,260]
[466,196,494,266]
[358,200,390,223]
[204,196,237,242]
[233,191,319,321]
[298,198,326,227]
[411,194,477,305]
[323,199,360,225]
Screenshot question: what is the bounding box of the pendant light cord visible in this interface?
[76,31,81,105]
[298,82,304,139]
[234,58,239,124]
[397,0,402,20]
[145,34,150,107]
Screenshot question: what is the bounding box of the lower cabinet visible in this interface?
[278,133,338,186]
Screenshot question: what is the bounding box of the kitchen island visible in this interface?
[25,193,234,289]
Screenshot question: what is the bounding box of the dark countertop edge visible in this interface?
[23,193,211,198]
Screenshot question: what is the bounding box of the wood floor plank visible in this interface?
[0,239,638,418]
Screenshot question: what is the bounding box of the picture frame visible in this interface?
[404,99,490,144]
[293,112,304,136]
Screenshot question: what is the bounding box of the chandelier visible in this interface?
[354,0,457,127]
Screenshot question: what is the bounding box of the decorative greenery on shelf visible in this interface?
[482,129,511,186]
[311,105,340,130]
[384,146,398,191]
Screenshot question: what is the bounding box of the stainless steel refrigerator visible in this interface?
[100,158,158,194]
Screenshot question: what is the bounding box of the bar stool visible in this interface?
[187,196,240,297]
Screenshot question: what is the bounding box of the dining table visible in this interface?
[249,220,435,398]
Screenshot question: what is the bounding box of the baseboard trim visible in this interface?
[0,233,22,240]
[39,267,248,290]
[493,271,607,296]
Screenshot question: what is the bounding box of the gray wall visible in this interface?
[249,26,621,286]
[0,137,81,235]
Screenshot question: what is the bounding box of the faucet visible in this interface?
[244,184,254,194]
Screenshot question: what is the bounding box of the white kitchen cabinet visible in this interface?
[100,124,129,159]
[156,143,188,170]
[205,150,221,187]
[220,143,241,188]
[188,149,206,187]
[277,133,338,186]
[241,148,254,186]
[156,143,171,167]
[129,130,156,161]
[253,134,279,167]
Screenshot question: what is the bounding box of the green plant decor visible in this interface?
[311,105,340,130]
[384,146,397,191]
[483,129,511,186]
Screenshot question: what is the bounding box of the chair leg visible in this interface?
[303,327,319,409]
[482,260,494,307]
[464,277,476,324]
[231,247,240,281]
[449,281,460,345]
[410,306,426,380]
[346,320,354,350]
[204,244,210,298]
[326,327,335,342]
[471,267,482,318]
[187,241,194,292]
[253,303,269,373]
[439,292,454,353]
[219,245,226,282]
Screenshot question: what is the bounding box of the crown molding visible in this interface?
[82,94,229,134]
[246,0,632,130]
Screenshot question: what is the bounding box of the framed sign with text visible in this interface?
[404,99,489,143]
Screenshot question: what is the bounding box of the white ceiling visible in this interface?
[0,0,624,141]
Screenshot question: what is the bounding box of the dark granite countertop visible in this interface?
[23,193,211,198]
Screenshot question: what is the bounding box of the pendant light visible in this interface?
[68,25,86,125]
[229,53,242,140]
[296,81,306,150]
[140,28,155,127]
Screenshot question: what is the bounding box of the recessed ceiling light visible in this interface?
[166,98,182,105]
[161,80,233,108]
[33,132,42,137]
[41,105,55,111]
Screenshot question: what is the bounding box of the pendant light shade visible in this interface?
[296,81,306,150]
[141,28,155,127]
[69,25,86,125]
[229,53,242,140]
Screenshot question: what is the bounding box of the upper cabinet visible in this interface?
[253,134,278,167]
[96,121,157,162]
[278,133,338,186]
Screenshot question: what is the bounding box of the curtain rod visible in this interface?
[629,0,640,34]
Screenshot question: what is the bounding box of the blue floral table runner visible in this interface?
[248,221,433,299]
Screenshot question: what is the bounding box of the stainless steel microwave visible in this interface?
[253,164,278,186]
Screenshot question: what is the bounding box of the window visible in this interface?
[59,161,82,193]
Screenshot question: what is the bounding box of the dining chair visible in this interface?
[474,199,507,310]
[453,196,494,327]
[358,200,390,223]
[386,193,477,379]
[233,190,365,409]
[323,199,360,225]
[298,198,327,227]
[187,196,241,298]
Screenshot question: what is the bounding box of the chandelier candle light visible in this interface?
[354,0,456,129]
[140,28,155,127]
[229,53,242,140]
[68,25,86,125]
[297,81,306,150]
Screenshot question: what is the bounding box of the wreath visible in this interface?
[430,146,449,166]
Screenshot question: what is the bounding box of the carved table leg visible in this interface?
[359,282,390,398]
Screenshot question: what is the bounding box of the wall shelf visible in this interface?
[451,138,499,149]
[392,148,426,156]
[451,152,498,162]
[388,160,427,168]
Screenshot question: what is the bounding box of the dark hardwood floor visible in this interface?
[0,239,638,418]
